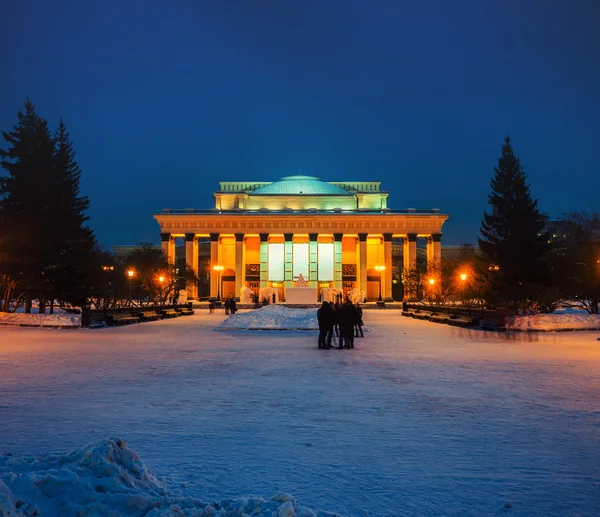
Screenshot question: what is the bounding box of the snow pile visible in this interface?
[0,312,81,328]
[216,305,318,330]
[507,312,600,331]
[0,437,341,517]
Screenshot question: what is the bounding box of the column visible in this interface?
[210,233,219,298]
[161,233,170,261]
[403,233,418,301]
[428,233,442,268]
[358,233,367,297]
[185,233,198,299]
[426,236,432,265]
[170,238,176,265]
[334,233,343,289]
[383,233,393,301]
[403,233,417,271]
[428,233,442,289]
[284,233,293,288]
[259,234,269,288]
[242,236,247,294]
[235,233,244,300]
[161,233,175,264]
[309,233,318,288]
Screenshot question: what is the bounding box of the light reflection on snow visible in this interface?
[1,311,599,516]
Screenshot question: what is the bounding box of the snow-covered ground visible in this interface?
[1,311,600,516]
[216,305,319,330]
[507,312,600,331]
[0,311,81,327]
[0,437,331,517]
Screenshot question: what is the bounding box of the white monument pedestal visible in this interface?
[285,287,317,304]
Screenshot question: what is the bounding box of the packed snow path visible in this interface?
[1,311,600,516]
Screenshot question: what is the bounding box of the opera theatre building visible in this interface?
[153,176,448,302]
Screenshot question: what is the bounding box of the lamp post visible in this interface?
[101,266,114,307]
[213,265,224,301]
[375,265,386,302]
[127,270,134,313]
[158,275,165,305]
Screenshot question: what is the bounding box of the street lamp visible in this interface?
[459,273,467,304]
[427,277,436,302]
[375,265,386,302]
[127,269,134,313]
[213,265,224,301]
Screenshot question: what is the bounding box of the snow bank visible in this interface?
[0,437,342,517]
[216,305,318,330]
[0,312,81,328]
[507,312,600,331]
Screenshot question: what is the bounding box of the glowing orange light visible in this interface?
[460,273,467,281]
[127,270,134,278]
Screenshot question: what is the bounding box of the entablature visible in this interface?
[153,212,449,236]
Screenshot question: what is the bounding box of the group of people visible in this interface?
[317,300,364,349]
[208,296,365,351]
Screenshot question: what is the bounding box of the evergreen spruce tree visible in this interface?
[0,99,56,311]
[50,119,96,306]
[478,136,549,309]
[0,99,96,310]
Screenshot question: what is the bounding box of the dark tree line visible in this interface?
[1,100,596,314]
[549,211,600,314]
[88,243,199,310]
[476,136,599,314]
[0,100,200,313]
[0,99,97,312]
[403,136,598,315]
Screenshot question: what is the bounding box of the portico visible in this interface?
[154,176,448,302]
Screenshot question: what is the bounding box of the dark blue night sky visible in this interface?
[2,0,599,248]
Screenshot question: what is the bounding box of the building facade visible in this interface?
[153,176,448,301]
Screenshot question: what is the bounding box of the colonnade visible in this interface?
[160,232,442,301]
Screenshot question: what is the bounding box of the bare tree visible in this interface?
[0,274,25,312]
[551,210,600,314]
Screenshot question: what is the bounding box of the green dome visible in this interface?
[250,176,350,195]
